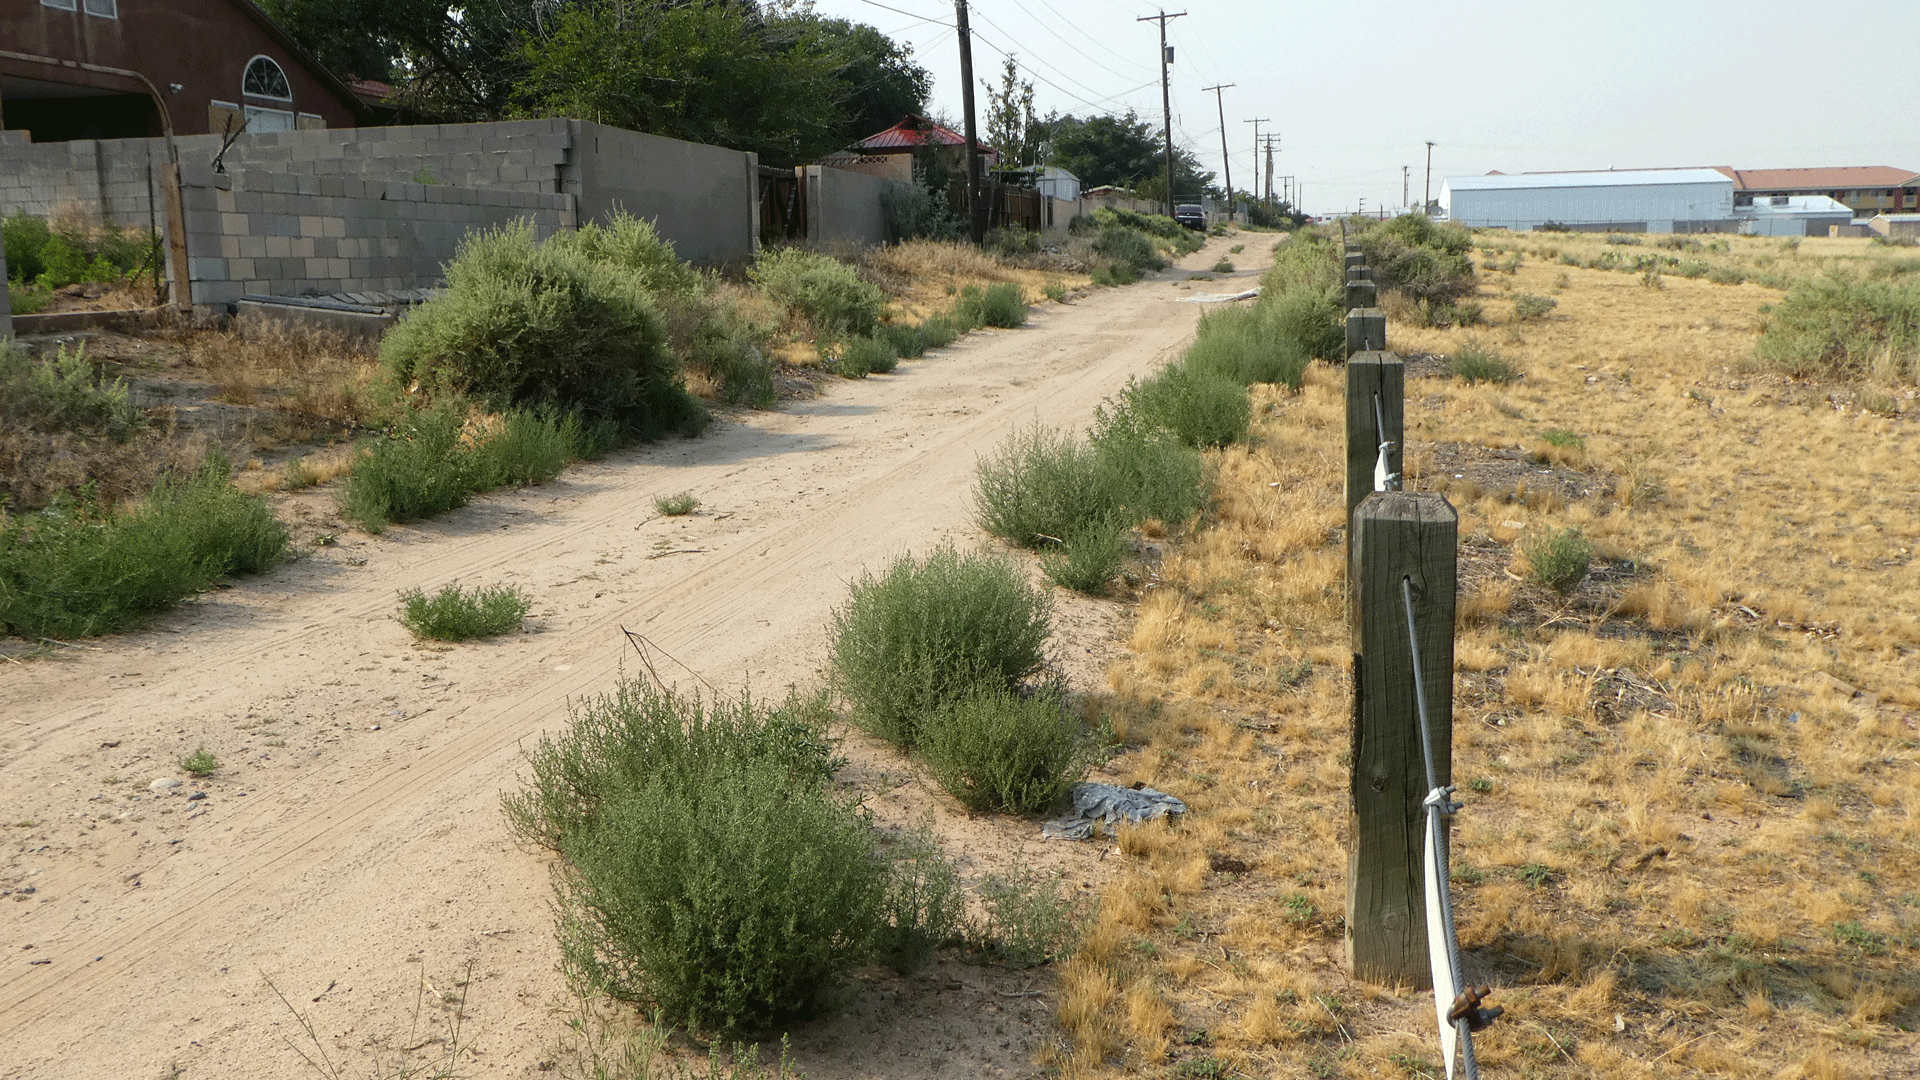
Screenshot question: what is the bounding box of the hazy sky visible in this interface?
[802,0,1920,214]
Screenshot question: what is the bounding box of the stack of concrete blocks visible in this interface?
[177,164,575,308]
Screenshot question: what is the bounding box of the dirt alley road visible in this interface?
[0,232,1268,1078]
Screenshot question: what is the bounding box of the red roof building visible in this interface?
[0,0,366,141]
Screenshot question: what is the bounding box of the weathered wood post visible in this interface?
[1345,306,1386,358]
[1344,351,1404,530]
[1344,250,1367,275]
[1347,491,1456,989]
[1344,277,1377,312]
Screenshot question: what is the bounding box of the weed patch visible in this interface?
[750,247,886,349]
[398,582,531,641]
[0,454,287,638]
[831,544,1052,749]
[1448,340,1522,384]
[919,684,1088,814]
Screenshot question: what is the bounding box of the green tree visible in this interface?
[817,17,932,140]
[1044,110,1212,198]
[984,56,1041,168]
[257,0,544,120]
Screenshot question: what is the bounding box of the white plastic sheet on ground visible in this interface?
[1174,288,1262,303]
[1042,783,1187,840]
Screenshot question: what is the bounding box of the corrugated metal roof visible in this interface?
[854,114,996,155]
[1731,166,1920,190]
[1447,168,1731,192]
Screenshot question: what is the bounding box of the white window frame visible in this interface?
[40,0,79,12]
[82,0,117,17]
[243,105,296,133]
[241,55,293,103]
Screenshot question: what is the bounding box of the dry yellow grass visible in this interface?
[862,239,1086,324]
[1058,235,1920,1078]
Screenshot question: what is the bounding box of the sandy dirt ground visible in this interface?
[0,231,1267,1079]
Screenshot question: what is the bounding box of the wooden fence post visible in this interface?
[1345,307,1386,358]
[1344,351,1404,531]
[1347,492,1456,989]
[1344,277,1377,311]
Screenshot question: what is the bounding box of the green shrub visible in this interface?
[380,222,707,439]
[831,544,1052,749]
[1091,226,1168,276]
[398,582,531,640]
[1351,214,1476,304]
[1605,233,1642,246]
[0,342,141,442]
[657,288,777,409]
[919,684,1086,814]
[1184,305,1311,390]
[878,321,930,359]
[550,210,701,297]
[873,818,967,975]
[953,282,1028,329]
[750,247,886,347]
[1512,293,1558,321]
[984,227,1040,257]
[972,867,1085,966]
[3,211,52,282]
[1119,365,1251,449]
[1042,280,1067,303]
[654,491,698,516]
[181,748,220,777]
[1539,429,1585,449]
[472,408,582,488]
[920,314,960,349]
[1083,411,1211,528]
[1039,515,1130,595]
[1521,528,1592,594]
[1754,274,1920,381]
[1707,266,1748,286]
[1262,286,1346,369]
[339,403,477,532]
[8,285,51,316]
[839,335,899,377]
[1212,259,1234,274]
[1448,341,1522,384]
[1089,261,1140,287]
[0,454,287,638]
[506,682,889,1034]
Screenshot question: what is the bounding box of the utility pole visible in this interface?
[956,0,984,244]
[1259,133,1280,205]
[1423,140,1435,215]
[1244,117,1267,214]
[1202,83,1234,221]
[1138,9,1186,218]
[1403,166,1409,211]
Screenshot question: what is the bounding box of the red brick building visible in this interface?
[0,0,364,142]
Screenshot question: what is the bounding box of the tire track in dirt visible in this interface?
[0,235,1272,1078]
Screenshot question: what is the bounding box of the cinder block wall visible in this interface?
[801,165,912,251]
[562,120,758,265]
[5,119,771,307]
[177,164,574,306]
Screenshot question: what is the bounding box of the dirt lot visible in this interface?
[0,232,1263,1079]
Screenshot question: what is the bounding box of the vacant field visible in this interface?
[1053,234,1919,1078]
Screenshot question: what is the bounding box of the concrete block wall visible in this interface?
[562,120,758,265]
[177,164,574,306]
[801,165,913,252]
[0,130,197,227]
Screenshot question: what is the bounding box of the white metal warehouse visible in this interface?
[1443,169,1735,232]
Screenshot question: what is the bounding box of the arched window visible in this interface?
[242,56,291,101]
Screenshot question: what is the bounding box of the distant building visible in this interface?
[825,114,999,185]
[0,0,366,141]
[1443,169,1735,232]
[1726,167,1920,217]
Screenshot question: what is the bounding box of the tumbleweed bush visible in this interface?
[919,684,1087,814]
[398,582,531,641]
[507,682,887,1035]
[831,544,1052,749]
